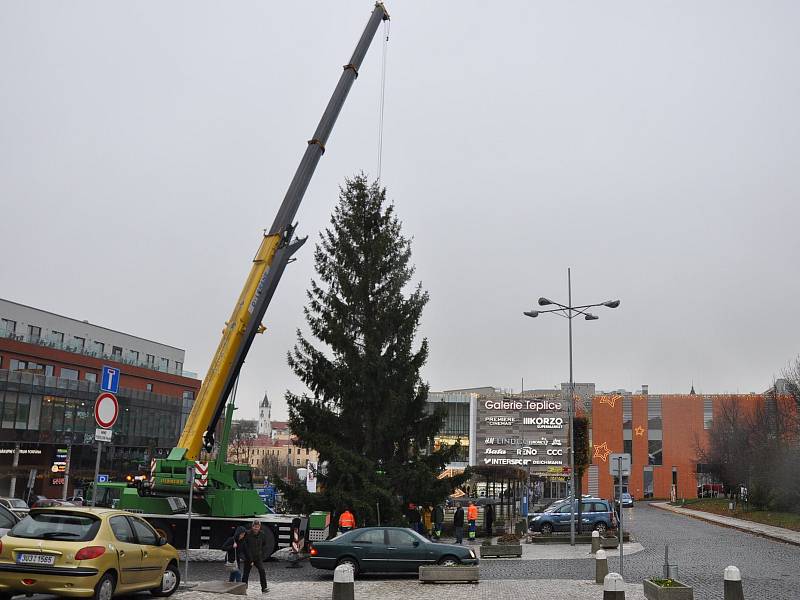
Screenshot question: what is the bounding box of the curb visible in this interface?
[651,502,800,547]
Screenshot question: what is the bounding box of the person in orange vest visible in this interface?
[338,508,356,534]
[467,501,478,541]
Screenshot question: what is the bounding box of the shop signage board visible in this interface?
[475,393,570,476]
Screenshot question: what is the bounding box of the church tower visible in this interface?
[258,392,272,437]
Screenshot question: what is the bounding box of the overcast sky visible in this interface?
[2,1,799,421]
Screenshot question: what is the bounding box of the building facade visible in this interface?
[0,299,201,499]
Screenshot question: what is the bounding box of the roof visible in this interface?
[270,420,289,430]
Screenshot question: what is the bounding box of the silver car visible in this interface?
[0,497,29,519]
[0,504,20,537]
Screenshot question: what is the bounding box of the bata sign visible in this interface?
[475,393,569,474]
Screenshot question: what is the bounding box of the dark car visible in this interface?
[310,527,478,575]
[529,498,616,535]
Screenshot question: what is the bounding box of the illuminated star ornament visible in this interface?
[599,394,621,408]
[593,442,611,462]
[635,426,645,437]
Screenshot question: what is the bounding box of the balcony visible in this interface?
[1,330,194,378]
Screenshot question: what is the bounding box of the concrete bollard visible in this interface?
[603,572,625,600]
[724,565,744,600]
[332,564,354,600]
[595,549,609,584]
[591,530,601,554]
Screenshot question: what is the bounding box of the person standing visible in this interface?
[484,502,494,539]
[467,501,478,542]
[338,508,356,534]
[409,504,421,533]
[242,520,270,593]
[433,503,445,540]
[421,505,433,538]
[453,503,465,544]
[221,526,248,583]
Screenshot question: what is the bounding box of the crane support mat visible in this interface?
[193,582,248,595]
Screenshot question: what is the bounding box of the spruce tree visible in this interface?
[281,173,465,524]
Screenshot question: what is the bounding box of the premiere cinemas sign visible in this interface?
[476,394,569,471]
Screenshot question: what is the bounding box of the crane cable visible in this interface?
[376,18,390,181]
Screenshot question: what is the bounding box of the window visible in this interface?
[85,372,97,383]
[352,529,384,544]
[72,336,85,350]
[1,319,16,335]
[28,325,41,342]
[182,390,194,403]
[109,516,134,542]
[0,508,16,530]
[60,368,79,380]
[146,354,155,367]
[647,396,662,430]
[159,357,169,371]
[387,529,418,546]
[287,448,291,455]
[146,383,153,392]
[112,346,122,358]
[130,518,158,545]
[175,361,183,374]
[93,341,105,355]
[648,440,663,466]
[51,331,64,345]
[296,459,300,465]
[45,365,54,377]
[129,350,139,362]
[703,397,713,430]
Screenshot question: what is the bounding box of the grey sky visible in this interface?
[2,1,799,421]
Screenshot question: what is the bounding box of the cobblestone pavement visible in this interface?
[179,503,800,600]
[178,579,645,600]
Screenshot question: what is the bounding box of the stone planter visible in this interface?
[600,536,620,549]
[479,544,522,558]
[419,565,480,584]
[643,579,694,600]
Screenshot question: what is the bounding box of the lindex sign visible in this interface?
[476,393,570,476]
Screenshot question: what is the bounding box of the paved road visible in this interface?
[184,503,800,599]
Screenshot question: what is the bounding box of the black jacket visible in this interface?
[433,505,445,524]
[243,529,270,562]
[222,526,249,563]
[453,506,465,527]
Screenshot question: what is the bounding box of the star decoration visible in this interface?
[593,441,611,462]
[599,394,621,408]
[635,425,645,437]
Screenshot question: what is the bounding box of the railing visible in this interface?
[0,330,194,378]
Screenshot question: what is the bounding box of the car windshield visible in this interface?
[10,512,100,541]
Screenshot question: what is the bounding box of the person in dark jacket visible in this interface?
[453,503,465,544]
[221,526,248,582]
[484,502,495,538]
[242,521,270,593]
[433,504,445,540]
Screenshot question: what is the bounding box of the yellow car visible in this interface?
[0,507,180,600]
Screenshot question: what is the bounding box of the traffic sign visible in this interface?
[609,453,631,476]
[100,366,120,394]
[97,474,109,483]
[95,428,112,442]
[94,392,119,429]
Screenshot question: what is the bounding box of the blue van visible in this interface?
[529,498,616,535]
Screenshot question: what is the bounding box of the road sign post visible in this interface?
[91,443,103,507]
[184,466,195,585]
[617,455,624,579]
[91,391,119,507]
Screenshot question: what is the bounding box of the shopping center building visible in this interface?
[0,298,201,499]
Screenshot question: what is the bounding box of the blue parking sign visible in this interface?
[97,474,109,483]
[101,366,120,394]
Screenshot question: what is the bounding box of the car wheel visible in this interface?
[594,522,608,535]
[336,556,359,577]
[93,572,116,600]
[540,523,553,535]
[151,562,180,597]
[438,555,460,566]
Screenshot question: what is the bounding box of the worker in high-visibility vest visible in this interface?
[467,501,478,540]
[338,508,356,534]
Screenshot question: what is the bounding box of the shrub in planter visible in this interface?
[496,533,521,544]
[643,578,694,600]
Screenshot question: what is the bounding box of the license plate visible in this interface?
[17,553,55,565]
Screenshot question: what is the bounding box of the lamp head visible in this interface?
[604,300,621,308]
[523,310,539,318]
[585,313,599,321]
[538,297,553,306]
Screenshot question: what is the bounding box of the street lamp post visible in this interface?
[523,267,620,546]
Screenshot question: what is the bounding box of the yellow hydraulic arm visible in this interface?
[172,3,390,461]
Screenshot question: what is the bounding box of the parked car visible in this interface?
[615,493,634,508]
[310,526,478,575]
[529,498,616,535]
[65,496,85,507]
[0,498,29,519]
[0,507,180,600]
[0,505,20,537]
[30,498,75,508]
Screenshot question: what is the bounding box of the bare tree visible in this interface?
[228,419,258,465]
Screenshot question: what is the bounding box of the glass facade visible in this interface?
[647,396,663,466]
